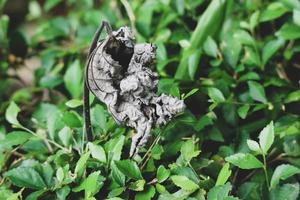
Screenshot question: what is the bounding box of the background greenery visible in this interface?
[1,0,300,199]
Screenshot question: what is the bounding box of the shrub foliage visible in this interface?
[0,0,300,199]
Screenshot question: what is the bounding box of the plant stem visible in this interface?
[262,153,270,190]
[20,126,70,153]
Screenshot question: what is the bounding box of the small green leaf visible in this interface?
[293,9,300,26]
[157,165,170,183]
[270,183,299,200]
[237,105,250,119]
[0,131,31,150]
[171,175,199,191]
[128,179,145,191]
[247,139,261,153]
[74,152,90,178]
[284,90,300,103]
[65,99,82,108]
[135,186,156,200]
[73,171,105,198]
[203,36,218,58]
[115,160,142,180]
[111,162,125,187]
[225,153,263,169]
[270,164,300,189]
[62,111,82,128]
[208,87,225,103]
[180,140,200,164]
[234,30,256,47]
[182,88,199,100]
[4,167,47,190]
[262,38,285,65]
[276,23,300,40]
[88,142,107,163]
[248,81,267,103]
[5,101,21,127]
[207,182,232,200]
[58,127,72,147]
[216,163,232,186]
[258,121,274,155]
[259,2,289,22]
[64,60,83,98]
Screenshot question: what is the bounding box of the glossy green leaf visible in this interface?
[170,175,199,191]
[64,60,83,98]
[276,23,300,40]
[203,36,218,58]
[237,105,250,119]
[258,121,274,155]
[248,81,267,103]
[4,167,46,190]
[5,101,21,127]
[225,153,263,169]
[115,160,142,180]
[88,142,107,163]
[208,87,225,103]
[157,165,170,183]
[270,164,300,188]
[262,38,285,65]
[216,163,232,186]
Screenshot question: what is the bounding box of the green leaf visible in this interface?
[234,30,255,47]
[4,167,46,190]
[88,142,107,163]
[270,164,300,188]
[221,33,242,68]
[111,162,125,187]
[247,139,261,153]
[135,186,156,200]
[128,179,145,191]
[25,190,46,200]
[237,105,250,119]
[64,60,83,98]
[293,9,300,26]
[0,131,32,150]
[180,140,200,164]
[171,175,199,191]
[225,153,263,169]
[58,127,72,147]
[73,171,105,198]
[248,81,267,103]
[105,135,125,162]
[175,0,226,79]
[65,99,82,108]
[115,160,142,180]
[259,2,290,22]
[182,88,199,100]
[207,182,232,200]
[5,101,21,127]
[208,88,225,103]
[262,38,285,65]
[157,165,170,183]
[62,111,82,128]
[284,90,300,103]
[270,183,299,200]
[203,36,218,58]
[216,163,232,186]
[258,121,274,155]
[74,152,90,178]
[276,23,300,40]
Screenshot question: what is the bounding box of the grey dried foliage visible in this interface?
[86,24,185,157]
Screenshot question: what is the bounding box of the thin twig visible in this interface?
[20,126,70,153]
